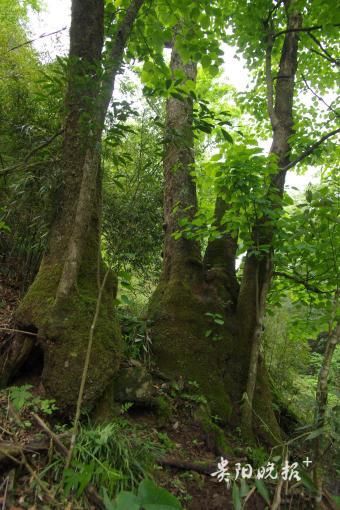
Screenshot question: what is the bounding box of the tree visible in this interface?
[149,0,339,442]
[1,0,145,410]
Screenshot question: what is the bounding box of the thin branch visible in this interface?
[273,271,330,294]
[7,27,67,52]
[0,159,59,177]
[264,0,284,26]
[0,128,63,177]
[158,457,215,475]
[0,327,38,337]
[65,268,111,468]
[23,129,64,163]
[273,24,340,38]
[307,32,339,66]
[309,47,337,65]
[282,127,340,171]
[32,414,68,456]
[301,75,339,116]
[32,414,105,509]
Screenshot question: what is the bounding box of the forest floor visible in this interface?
[0,276,335,510]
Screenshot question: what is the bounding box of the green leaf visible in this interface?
[137,480,181,509]
[103,488,116,510]
[112,491,140,510]
[305,428,325,440]
[220,128,233,143]
[239,479,250,498]
[232,483,242,510]
[300,471,317,494]
[254,479,270,504]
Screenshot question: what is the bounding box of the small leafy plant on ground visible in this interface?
[104,479,182,510]
[7,384,57,415]
[39,419,165,502]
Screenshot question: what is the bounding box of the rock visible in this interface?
[114,366,155,404]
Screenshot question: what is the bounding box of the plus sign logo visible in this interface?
[302,457,312,468]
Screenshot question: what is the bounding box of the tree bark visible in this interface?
[203,196,239,308]
[162,45,201,283]
[1,0,145,411]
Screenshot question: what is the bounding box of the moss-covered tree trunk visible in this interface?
[1,0,145,411]
[149,40,236,423]
[149,2,302,443]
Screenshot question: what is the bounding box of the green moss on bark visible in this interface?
[148,278,233,423]
[194,405,232,455]
[252,360,282,445]
[15,259,122,411]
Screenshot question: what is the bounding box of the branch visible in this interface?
[282,127,340,171]
[0,327,38,337]
[264,0,284,25]
[23,129,64,163]
[273,24,340,38]
[7,27,67,52]
[273,271,330,294]
[99,0,145,124]
[33,414,105,509]
[158,457,215,475]
[65,268,111,467]
[0,159,58,177]
[301,75,339,117]
[309,47,337,65]
[0,130,63,177]
[307,32,339,66]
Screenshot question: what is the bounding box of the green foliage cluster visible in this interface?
[0,1,64,285]
[102,103,164,279]
[7,383,57,415]
[61,420,162,497]
[105,479,182,510]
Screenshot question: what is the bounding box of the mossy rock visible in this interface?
[114,365,155,404]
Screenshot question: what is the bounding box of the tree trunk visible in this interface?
[238,0,302,438]
[1,0,145,411]
[149,40,237,423]
[149,2,302,444]
[203,196,239,308]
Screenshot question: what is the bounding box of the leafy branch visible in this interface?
[301,75,339,117]
[307,32,339,66]
[282,127,340,171]
[273,271,331,295]
[273,24,340,39]
[0,129,63,177]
